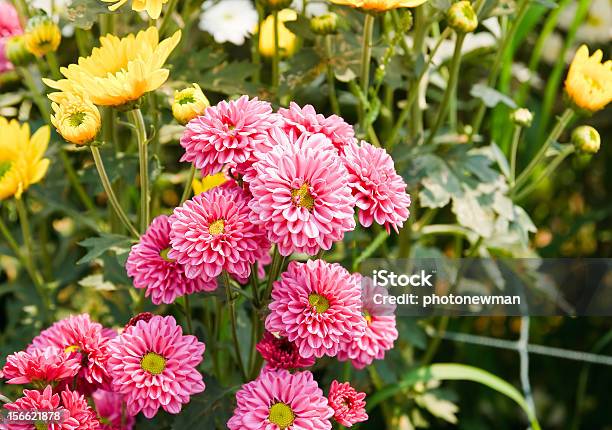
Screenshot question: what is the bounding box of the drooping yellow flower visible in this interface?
[329,0,427,12]
[259,9,298,58]
[102,0,170,20]
[0,117,50,200]
[172,84,210,125]
[43,27,181,108]
[192,173,227,195]
[564,45,612,113]
[24,15,61,57]
[51,93,101,145]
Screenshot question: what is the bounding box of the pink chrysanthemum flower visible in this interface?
[169,182,270,281]
[265,259,366,359]
[342,140,411,233]
[180,95,280,176]
[338,277,398,369]
[248,133,356,256]
[0,2,22,73]
[28,314,111,389]
[3,386,100,430]
[2,346,80,386]
[107,315,205,418]
[327,381,368,427]
[278,102,355,154]
[256,331,316,370]
[126,215,217,305]
[92,390,135,430]
[227,369,333,430]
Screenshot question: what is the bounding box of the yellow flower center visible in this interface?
[0,160,12,180]
[64,345,81,354]
[363,309,373,325]
[308,293,330,313]
[268,402,295,429]
[35,422,48,430]
[140,352,166,375]
[159,247,174,262]
[209,219,225,236]
[291,183,315,210]
[68,112,86,127]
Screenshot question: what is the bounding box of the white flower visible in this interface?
[199,0,258,46]
[558,0,611,44]
[541,32,564,64]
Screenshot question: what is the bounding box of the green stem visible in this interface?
[513,146,575,201]
[90,146,140,238]
[359,13,375,131]
[425,33,466,146]
[58,150,98,214]
[272,10,280,93]
[509,125,522,186]
[324,35,340,115]
[470,0,530,139]
[128,109,150,232]
[182,295,193,334]
[223,271,248,381]
[45,52,61,80]
[158,0,179,36]
[180,164,197,204]
[253,1,264,85]
[264,247,283,301]
[512,108,574,193]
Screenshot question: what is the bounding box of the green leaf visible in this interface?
[171,378,237,429]
[367,363,541,430]
[284,15,315,40]
[470,84,517,109]
[67,0,114,30]
[77,234,134,265]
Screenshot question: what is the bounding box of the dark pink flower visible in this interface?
[327,380,368,427]
[227,369,333,430]
[127,215,217,304]
[256,331,315,370]
[92,390,134,430]
[2,346,80,386]
[342,140,411,233]
[107,315,205,418]
[0,2,22,73]
[60,389,101,430]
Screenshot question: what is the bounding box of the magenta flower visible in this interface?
[327,380,368,427]
[169,182,270,281]
[92,390,135,430]
[180,95,280,176]
[339,277,398,369]
[278,102,355,154]
[2,346,80,386]
[127,215,217,305]
[0,2,22,73]
[3,386,100,430]
[107,315,205,418]
[256,331,316,370]
[265,259,366,359]
[28,314,112,389]
[342,140,411,233]
[227,369,333,430]
[248,133,356,256]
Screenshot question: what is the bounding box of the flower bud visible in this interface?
[447,1,478,33]
[24,15,61,57]
[51,93,101,145]
[310,13,339,36]
[262,0,293,11]
[259,9,298,58]
[172,83,210,125]
[510,108,533,127]
[5,35,35,67]
[398,10,413,32]
[572,125,600,154]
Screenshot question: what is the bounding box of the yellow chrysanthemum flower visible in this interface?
[43,27,181,108]
[192,173,227,195]
[0,117,50,200]
[24,15,61,57]
[102,0,170,20]
[565,45,612,113]
[172,84,210,125]
[259,9,298,58]
[329,0,427,12]
[51,93,102,145]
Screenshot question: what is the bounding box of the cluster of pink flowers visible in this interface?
[0,2,22,73]
[1,313,205,428]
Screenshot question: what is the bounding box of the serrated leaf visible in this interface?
[77,234,134,265]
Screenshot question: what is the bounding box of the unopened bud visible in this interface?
[398,10,413,32]
[572,125,600,154]
[447,1,478,33]
[310,13,339,35]
[172,83,210,125]
[511,108,533,127]
[24,14,61,57]
[5,35,35,67]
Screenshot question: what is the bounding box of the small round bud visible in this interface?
[310,13,339,36]
[398,10,413,32]
[262,0,293,11]
[447,1,478,33]
[572,125,600,154]
[24,15,62,57]
[510,108,533,127]
[172,83,210,125]
[5,35,35,67]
